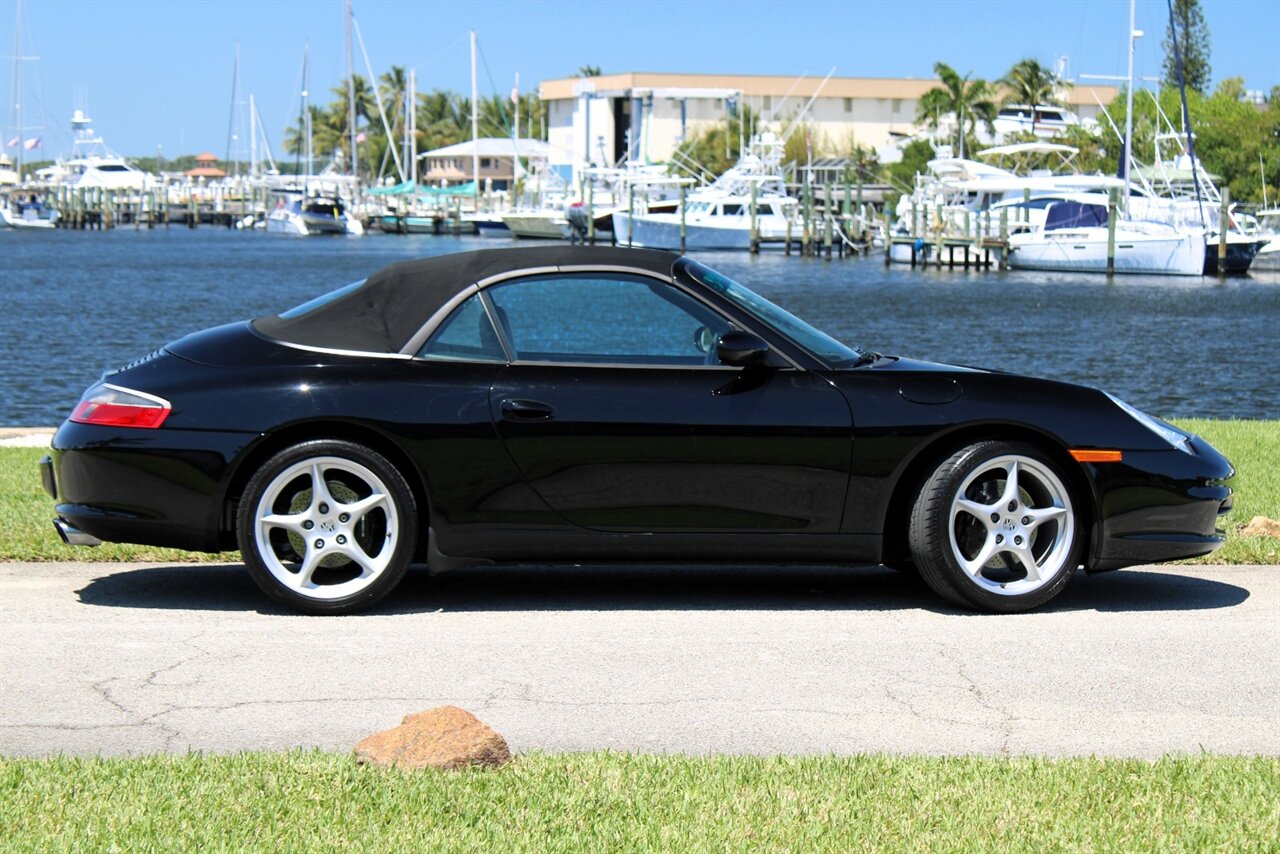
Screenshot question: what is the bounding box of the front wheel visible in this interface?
[908,441,1081,612]
[237,439,417,615]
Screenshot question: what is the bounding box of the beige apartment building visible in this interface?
[539,72,1117,183]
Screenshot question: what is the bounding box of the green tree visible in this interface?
[1000,58,1067,133]
[1162,0,1212,94]
[1099,83,1279,204]
[574,66,602,78]
[670,105,760,180]
[885,138,938,204]
[916,62,996,158]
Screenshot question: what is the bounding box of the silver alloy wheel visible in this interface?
[947,454,1074,596]
[252,456,399,601]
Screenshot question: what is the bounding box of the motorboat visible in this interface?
[500,209,567,240]
[1,193,59,228]
[267,192,364,236]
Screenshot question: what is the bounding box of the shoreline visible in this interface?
[0,427,54,447]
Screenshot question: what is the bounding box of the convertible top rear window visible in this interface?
[278,280,364,319]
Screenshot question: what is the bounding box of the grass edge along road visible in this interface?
[1,752,1278,851]
[2,418,1276,564]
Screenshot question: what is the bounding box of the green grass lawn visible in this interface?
[2,751,1277,851]
[1,418,1276,564]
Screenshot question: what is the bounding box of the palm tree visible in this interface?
[379,65,410,135]
[574,65,602,78]
[1000,59,1066,134]
[916,62,996,159]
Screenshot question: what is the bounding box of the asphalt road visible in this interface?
[1,561,1276,758]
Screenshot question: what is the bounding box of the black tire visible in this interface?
[237,439,418,615]
[908,441,1081,613]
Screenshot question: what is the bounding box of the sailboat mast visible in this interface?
[303,42,312,191]
[346,0,358,182]
[470,31,479,191]
[13,0,23,181]
[249,93,258,178]
[225,42,240,180]
[1123,0,1137,215]
[408,68,417,185]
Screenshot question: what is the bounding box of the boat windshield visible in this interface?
[278,280,365,318]
[675,258,864,368]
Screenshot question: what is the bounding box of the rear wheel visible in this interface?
[237,440,417,615]
[908,441,1080,612]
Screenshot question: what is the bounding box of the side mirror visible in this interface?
[716,330,772,367]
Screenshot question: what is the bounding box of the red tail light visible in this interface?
[70,384,171,429]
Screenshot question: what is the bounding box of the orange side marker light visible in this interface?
[1070,449,1123,463]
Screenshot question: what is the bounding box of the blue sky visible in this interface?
[2,0,1277,158]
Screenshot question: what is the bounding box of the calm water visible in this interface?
[2,227,1277,424]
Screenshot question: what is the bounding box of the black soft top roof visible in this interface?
[252,245,681,354]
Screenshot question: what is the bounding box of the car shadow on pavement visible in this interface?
[74,563,1250,615]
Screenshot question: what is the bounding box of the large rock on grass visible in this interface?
[355,706,511,770]
[1240,516,1280,538]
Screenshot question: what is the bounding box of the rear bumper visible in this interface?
[49,420,259,552]
[1088,434,1234,571]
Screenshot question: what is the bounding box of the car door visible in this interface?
[483,272,853,533]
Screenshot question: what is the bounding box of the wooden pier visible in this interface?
[46,183,270,231]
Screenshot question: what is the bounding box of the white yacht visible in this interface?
[37,110,155,192]
[1005,195,1204,276]
[887,143,1124,265]
[612,133,795,251]
[992,105,1084,140]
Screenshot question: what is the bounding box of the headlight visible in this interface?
[1104,393,1193,454]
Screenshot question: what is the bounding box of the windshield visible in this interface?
[676,258,864,367]
[278,280,365,318]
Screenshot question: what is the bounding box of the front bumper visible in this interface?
[1088,434,1234,571]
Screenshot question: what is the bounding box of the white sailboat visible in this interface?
[1005,194,1203,275]
[267,42,363,236]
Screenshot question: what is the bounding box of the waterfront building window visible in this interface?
[843,98,853,113]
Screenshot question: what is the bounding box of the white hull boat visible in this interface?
[1,199,59,228]
[612,210,789,251]
[1009,224,1204,275]
[267,195,363,236]
[501,211,567,240]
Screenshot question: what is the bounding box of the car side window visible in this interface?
[417,294,507,362]
[485,274,732,365]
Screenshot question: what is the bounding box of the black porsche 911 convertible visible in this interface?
[42,246,1234,614]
